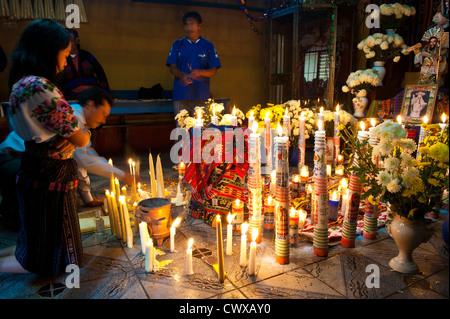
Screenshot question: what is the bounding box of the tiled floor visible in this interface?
[0,153,448,302]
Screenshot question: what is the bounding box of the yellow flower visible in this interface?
[408,208,418,219]
[428,143,449,162]
[428,178,440,187]
[368,195,380,205]
[418,146,429,155]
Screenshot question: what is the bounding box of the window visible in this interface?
[304,47,329,82]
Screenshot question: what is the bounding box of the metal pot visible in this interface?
[137,198,172,246]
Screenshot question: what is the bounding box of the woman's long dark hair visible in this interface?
[8,19,70,91]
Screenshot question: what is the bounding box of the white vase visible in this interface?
[352,97,369,118]
[386,214,433,275]
[372,61,386,86]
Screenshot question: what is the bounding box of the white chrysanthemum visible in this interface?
[384,156,400,172]
[380,41,389,50]
[386,178,402,193]
[401,166,419,182]
[393,56,400,63]
[366,51,376,59]
[376,170,392,186]
[400,151,416,168]
[378,139,394,155]
[397,139,417,154]
[342,85,350,93]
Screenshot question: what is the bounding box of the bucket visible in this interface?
[138,198,172,246]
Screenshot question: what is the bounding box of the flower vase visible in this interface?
[386,213,433,274]
[372,61,386,86]
[353,97,369,118]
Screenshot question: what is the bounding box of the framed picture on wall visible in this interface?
[400,84,438,124]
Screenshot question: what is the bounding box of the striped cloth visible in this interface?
[184,124,249,222]
[14,141,82,276]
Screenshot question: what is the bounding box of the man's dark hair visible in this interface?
[8,19,70,90]
[183,11,202,24]
[79,87,114,108]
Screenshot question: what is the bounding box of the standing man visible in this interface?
[166,11,221,119]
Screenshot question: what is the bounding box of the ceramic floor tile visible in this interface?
[0,273,52,299]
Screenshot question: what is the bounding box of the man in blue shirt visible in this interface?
[166,11,221,121]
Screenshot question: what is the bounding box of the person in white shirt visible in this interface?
[0,87,133,224]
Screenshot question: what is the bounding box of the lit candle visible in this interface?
[211,104,218,125]
[231,105,238,126]
[149,153,157,198]
[105,190,116,236]
[248,121,263,243]
[248,228,258,276]
[300,165,309,194]
[313,118,329,256]
[178,161,186,180]
[110,192,122,239]
[139,221,149,255]
[397,115,404,128]
[291,174,300,198]
[274,123,290,264]
[145,238,154,273]
[186,238,194,275]
[248,110,255,130]
[318,106,324,124]
[170,216,182,252]
[121,186,128,203]
[263,195,275,233]
[289,207,299,247]
[216,215,225,282]
[232,199,244,233]
[298,111,306,169]
[283,107,290,137]
[226,213,235,256]
[326,165,332,178]
[195,108,204,128]
[440,113,447,131]
[334,104,341,165]
[328,190,340,222]
[240,222,248,267]
[264,111,272,171]
[335,164,344,177]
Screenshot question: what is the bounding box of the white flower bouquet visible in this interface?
[342,69,379,97]
[380,3,416,30]
[357,32,410,62]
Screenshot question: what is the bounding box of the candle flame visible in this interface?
[267,195,273,205]
[115,177,119,183]
[285,107,288,116]
[227,213,236,224]
[187,238,193,249]
[423,115,429,124]
[371,118,376,127]
[119,195,125,203]
[197,109,201,120]
[232,105,236,116]
[306,184,313,193]
[320,106,324,114]
[106,189,110,195]
[299,209,307,222]
[138,183,141,190]
[216,214,221,222]
[122,186,126,190]
[172,216,182,228]
[300,166,308,177]
[337,154,343,163]
[251,228,258,242]
[242,222,248,235]
[235,198,240,207]
[179,161,185,170]
[336,104,340,113]
[128,158,132,165]
[318,119,324,131]
[265,110,271,119]
[442,113,447,123]
[300,111,305,119]
[252,121,259,134]
[360,121,366,131]
[108,159,113,166]
[250,110,254,116]
[397,115,402,124]
[277,122,282,137]
[293,175,299,183]
[290,207,297,217]
[340,178,348,189]
[332,190,338,201]
[132,161,135,167]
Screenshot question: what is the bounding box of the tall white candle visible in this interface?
[439,113,447,131]
[186,238,194,275]
[231,105,238,126]
[318,107,324,124]
[283,107,290,137]
[240,222,248,267]
[156,155,165,198]
[195,109,204,128]
[334,104,341,163]
[170,217,182,252]
[298,112,306,169]
[139,221,149,255]
[145,238,154,273]
[149,153,157,198]
[108,159,115,195]
[226,213,235,256]
[211,104,218,125]
[120,196,133,248]
[264,111,272,170]
[248,228,257,275]
[248,110,255,130]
